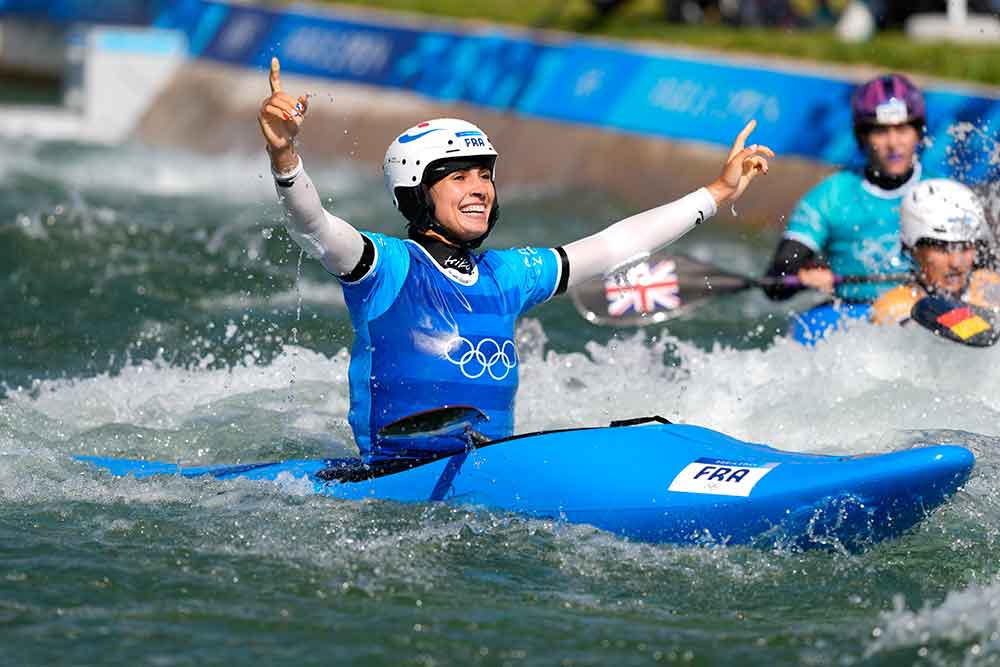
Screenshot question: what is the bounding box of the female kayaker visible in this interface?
[258,57,773,460]
[764,73,932,303]
[871,178,999,325]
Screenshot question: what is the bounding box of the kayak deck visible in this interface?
[77,423,974,551]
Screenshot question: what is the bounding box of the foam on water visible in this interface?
[7,345,346,433]
[868,579,1000,663]
[0,140,366,203]
[518,317,1000,454]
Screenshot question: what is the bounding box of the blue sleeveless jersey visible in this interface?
[782,165,932,302]
[340,233,561,457]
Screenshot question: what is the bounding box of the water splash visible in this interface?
[867,580,1000,663]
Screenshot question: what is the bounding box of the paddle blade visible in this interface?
[570,254,753,327]
[910,296,999,347]
[365,406,491,468]
[378,405,489,441]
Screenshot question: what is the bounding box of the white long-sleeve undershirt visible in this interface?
[562,188,717,288]
[274,158,718,286]
[273,157,366,276]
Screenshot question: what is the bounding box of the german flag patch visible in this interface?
[936,306,992,340]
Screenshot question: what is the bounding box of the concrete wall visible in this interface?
[0,21,186,143]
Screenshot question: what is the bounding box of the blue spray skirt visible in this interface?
[790,302,872,345]
[77,423,973,551]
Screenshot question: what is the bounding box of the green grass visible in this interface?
[321,0,1000,87]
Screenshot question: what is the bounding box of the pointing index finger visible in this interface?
[728,119,757,160]
[269,57,282,94]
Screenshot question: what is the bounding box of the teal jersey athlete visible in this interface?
[766,73,930,305]
[341,233,561,458]
[782,166,924,301]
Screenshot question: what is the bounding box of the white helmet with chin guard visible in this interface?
[900,178,990,248]
[383,118,499,243]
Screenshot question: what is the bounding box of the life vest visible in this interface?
[340,233,561,458]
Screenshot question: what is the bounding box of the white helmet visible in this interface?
[383,118,498,242]
[900,178,990,248]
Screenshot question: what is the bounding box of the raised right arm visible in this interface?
[258,57,368,277]
[563,120,774,289]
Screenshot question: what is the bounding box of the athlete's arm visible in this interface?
[258,57,370,279]
[871,285,920,325]
[562,189,716,288]
[562,120,773,288]
[270,157,371,278]
[763,238,829,300]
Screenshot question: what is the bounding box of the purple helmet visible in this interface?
[851,74,926,131]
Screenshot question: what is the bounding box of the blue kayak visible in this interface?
[77,422,973,551]
[790,302,872,345]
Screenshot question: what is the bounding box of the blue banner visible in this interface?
[520,45,646,125]
[0,0,163,24]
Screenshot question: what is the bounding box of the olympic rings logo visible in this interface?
[444,336,518,381]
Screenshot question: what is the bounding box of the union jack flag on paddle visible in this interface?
[604,260,682,317]
[571,253,768,326]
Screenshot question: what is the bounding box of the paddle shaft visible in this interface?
[752,271,911,290]
[571,252,913,326]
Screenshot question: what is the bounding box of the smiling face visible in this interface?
[426,166,495,244]
[863,123,921,178]
[913,241,976,296]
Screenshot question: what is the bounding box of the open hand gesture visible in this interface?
[258,57,309,166]
[706,120,775,206]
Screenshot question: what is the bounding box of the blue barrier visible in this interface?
[0,0,163,24]
[5,0,999,181]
